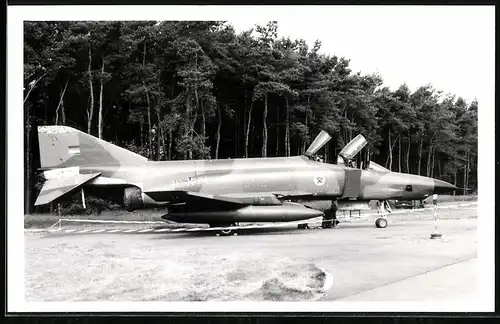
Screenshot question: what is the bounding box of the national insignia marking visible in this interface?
[313,175,326,186]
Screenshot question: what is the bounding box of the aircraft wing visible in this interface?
[161,191,323,223]
[34,172,102,206]
[146,190,326,212]
[163,191,283,213]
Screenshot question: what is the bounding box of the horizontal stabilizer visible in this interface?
[34,172,101,206]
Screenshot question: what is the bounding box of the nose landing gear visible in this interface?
[375,200,391,228]
[375,217,388,228]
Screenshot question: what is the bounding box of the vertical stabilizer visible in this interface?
[37,126,147,169]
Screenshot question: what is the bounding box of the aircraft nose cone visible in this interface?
[433,179,458,194]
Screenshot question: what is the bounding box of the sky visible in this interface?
[10,5,494,103]
[227,6,494,104]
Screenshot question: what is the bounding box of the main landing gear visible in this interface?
[322,203,340,229]
[297,201,339,230]
[210,223,238,236]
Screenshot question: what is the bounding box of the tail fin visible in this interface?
[37,126,147,169]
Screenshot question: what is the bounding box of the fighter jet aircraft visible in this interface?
[34,126,457,233]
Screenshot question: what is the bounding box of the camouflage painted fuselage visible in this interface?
[79,157,438,202]
[35,126,456,224]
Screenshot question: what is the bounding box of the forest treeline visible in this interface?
[24,21,477,211]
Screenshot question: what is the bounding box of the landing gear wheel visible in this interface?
[211,224,238,236]
[375,218,388,228]
[321,219,339,229]
[322,220,333,229]
[298,223,309,229]
[220,228,234,236]
[322,201,339,229]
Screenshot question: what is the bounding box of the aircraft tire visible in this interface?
[211,224,237,236]
[321,220,333,229]
[375,218,388,228]
[322,206,337,229]
[298,223,309,229]
[220,228,234,236]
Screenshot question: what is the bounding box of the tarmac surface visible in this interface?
[25,205,477,302]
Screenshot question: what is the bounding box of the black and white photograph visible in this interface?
[6,4,495,313]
